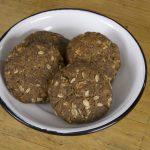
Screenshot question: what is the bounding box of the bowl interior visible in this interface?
[0,10,146,134]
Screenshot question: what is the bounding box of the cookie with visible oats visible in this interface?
[4,42,64,103]
[67,32,121,81]
[24,31,69,62]
[48,62,112,123]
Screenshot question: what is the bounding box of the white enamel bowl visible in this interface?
[0,9,147,135]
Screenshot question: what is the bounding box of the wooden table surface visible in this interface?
[0,0,150,150]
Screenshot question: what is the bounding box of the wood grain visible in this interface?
[0,0,150,150]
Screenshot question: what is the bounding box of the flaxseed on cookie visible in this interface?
[67,32,121,80]
[48,62,112,123]
[4,42,64,103]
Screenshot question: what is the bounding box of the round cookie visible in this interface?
[24,31,69,61]
[67,32,121,80]
[4,43,64,103]
[48,63,112,123]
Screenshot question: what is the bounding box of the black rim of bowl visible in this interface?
[0,8,147,136]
